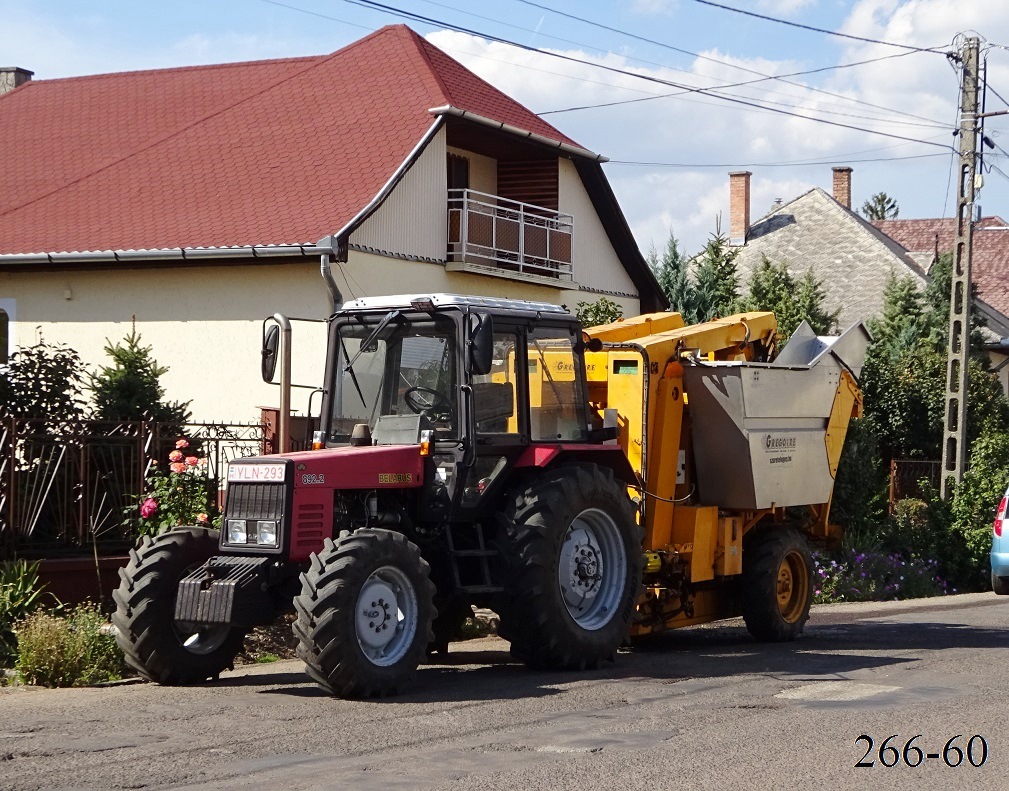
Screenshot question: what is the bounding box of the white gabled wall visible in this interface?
[351,127,448,261]
[558,158,638,301]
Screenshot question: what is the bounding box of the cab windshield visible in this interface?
[329,314,458,442]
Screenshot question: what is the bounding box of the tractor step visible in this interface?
[445,522,499,593]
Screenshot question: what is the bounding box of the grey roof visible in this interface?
[734,188,927,328]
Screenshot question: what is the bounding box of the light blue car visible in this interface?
[992,488,1009,594]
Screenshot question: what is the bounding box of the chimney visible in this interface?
[729,170,751,246]
[832,166,852,210]
[0,67,33,96]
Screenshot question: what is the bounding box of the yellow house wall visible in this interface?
[0,263,330,424]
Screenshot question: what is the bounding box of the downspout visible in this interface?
[320,254,344,313]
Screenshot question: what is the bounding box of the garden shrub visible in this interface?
[0,559,47,667]
[950,431,1009,587]
[812,549,950,603]
[15,602,123,687]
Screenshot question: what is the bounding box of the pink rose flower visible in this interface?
[139,497,158,519]
[185,456,199,467]
[169,462,186,474]
[196,513,209,524]
[168,450,183,462]
[175,438,189,449]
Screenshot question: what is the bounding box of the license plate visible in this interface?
[227,462,287,482]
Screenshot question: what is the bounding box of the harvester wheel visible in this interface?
[992,570,1009,595]
[112,527,246,684]
[293,529,435,697]
[742,526,813,642]
[498,464,642,670]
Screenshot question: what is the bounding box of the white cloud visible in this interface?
[757,0,818,15]
[630,0,679,15]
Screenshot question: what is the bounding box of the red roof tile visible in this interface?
[0,25,581,255]
[874,216,1009,319]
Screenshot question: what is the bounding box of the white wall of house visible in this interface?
[351,128,448,260]
[350,131,641,317]
[557,158,638,305]
[0,263,330,424]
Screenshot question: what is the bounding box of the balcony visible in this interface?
[447,189,573,283]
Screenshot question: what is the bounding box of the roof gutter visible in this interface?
[0,243,323,266]
[427,105,608,163]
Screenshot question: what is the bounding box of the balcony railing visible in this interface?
[447,189,573,280]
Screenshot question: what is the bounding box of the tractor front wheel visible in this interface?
[293,529,435,697]
[741,526,813,642]
[112,528,246,684]
[498,464,642,670]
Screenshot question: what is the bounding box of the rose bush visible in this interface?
[135,438,218,534]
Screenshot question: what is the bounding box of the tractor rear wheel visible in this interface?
[112,528,246,684]
[293,528,435,697]
[742,526,813,642]
[498,464,642,670]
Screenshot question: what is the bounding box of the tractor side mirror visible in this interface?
[468,312,494,376]
[262,323,280,383]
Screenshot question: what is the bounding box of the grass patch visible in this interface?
[254,652,281,664]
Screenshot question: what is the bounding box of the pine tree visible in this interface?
[693,225,740,322]
[89,329,191,423]
[741,257,839,341]
[648,231,698,321]
[861,192,899,220]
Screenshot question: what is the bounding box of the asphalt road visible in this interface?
[2,593,1007,791]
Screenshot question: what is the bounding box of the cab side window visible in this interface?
[471,331,520,435]
[527,327,587,442]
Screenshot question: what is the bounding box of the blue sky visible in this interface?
[5,0,1009,256]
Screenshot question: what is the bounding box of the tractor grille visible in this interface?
[225,482,286,521]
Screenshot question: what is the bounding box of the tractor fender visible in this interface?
[513,444,638,487]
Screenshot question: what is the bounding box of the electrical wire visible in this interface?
[334,0,957,151]
[607,152,950,168]
[514,0,948,127]
[689,0,947,53]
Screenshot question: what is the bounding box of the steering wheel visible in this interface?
[403,386,453,420]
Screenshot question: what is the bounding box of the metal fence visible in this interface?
[0,417,266,559]
[889,458,941,512]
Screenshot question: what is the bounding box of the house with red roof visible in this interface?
[0,25,660,422]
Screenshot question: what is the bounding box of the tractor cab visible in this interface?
[318,294,603,518]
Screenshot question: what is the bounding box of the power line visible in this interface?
[607,152,950,168]
[513,0,947,127]
[336,0,956,151]
[689,0,946,53]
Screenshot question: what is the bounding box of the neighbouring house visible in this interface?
[0,26,661,423]
[726,166,1009,392]
[726,168,1008,334]
[873,214,1009,391]
[727,167,932,330]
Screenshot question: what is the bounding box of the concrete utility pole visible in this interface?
[940,35,981,500]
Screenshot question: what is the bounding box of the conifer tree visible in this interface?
[89,329,190,423]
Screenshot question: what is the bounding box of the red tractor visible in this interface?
[114,294,642,697]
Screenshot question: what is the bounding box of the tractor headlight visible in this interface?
[227,519,248,544]
[256,520,278,546]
